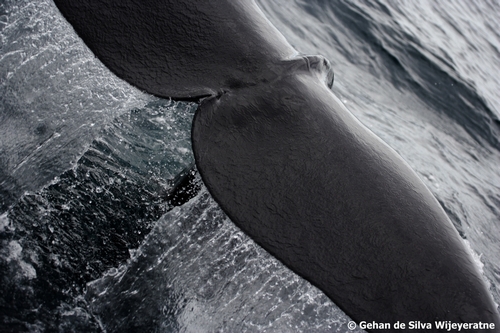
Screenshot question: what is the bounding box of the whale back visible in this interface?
[53,0,296,99]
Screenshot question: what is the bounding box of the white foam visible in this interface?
[5,240,22,262]
[0,212,13,232]
[2,240,37,280]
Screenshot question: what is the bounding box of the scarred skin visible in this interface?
[53,0,500,330]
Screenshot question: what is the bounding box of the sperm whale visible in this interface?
[53,0,500,330]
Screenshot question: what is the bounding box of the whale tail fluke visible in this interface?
[53,0,500,329]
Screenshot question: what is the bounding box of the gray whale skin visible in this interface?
[52,0,500,331]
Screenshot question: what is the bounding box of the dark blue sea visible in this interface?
[1,0,499,331]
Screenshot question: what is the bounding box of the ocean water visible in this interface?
[1,0,499,332]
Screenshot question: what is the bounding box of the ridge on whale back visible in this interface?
[53,0,500,330]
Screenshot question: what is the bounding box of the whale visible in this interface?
[53,0,500,330]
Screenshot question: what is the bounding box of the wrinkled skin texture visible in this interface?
[193,73,500,328]
[53,0,500,330]
[53,0,296,99]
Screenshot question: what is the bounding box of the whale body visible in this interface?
[53,0,500,330]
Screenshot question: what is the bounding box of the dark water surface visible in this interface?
[1,0,499,331]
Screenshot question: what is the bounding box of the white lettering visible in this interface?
[409,321,432,329]
[359,321,391,330]
[435,321,496,331]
